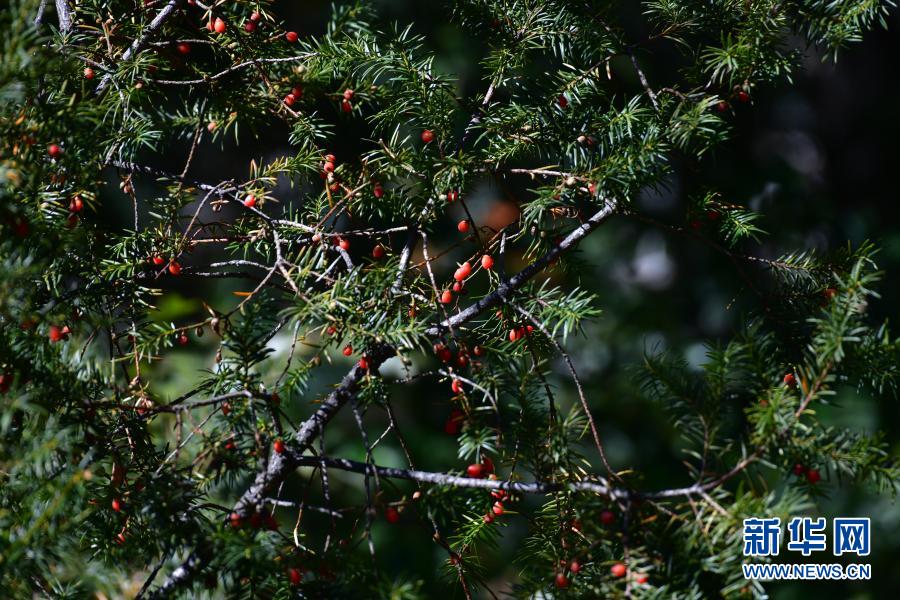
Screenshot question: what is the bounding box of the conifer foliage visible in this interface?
[1,0,898,598]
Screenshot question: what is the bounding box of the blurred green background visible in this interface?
[102,1,900,596]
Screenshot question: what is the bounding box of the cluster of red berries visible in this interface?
[205,16,227,34]
[440,255,493,304]
[465,456,495,479]
[482,474,508,523]
[151,256,181,275]
[229,508,278,531]
[792,463,821,484]
[244,11,261,33]
[283,84,303,107]
[320,153,342,193]
[508,324,534,342]
[340,88,354,112]
[432,342,483,368]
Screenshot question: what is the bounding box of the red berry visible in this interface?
[177,42,191,55]
[492,502,504,515]
[178,333,189,346]
[806,468,821,484]
[341,99,352,113]
[454,261,472,282]
[611,563,626,578]
[457,220,470,233]
[481,255,494,270]
[116,532,126,544]
[243,194,256,208]
[291,86,304,98]
[152,255,165,266]
[373,183,384,198]
[69,196,84,213]
[473,345,484,357]
[325,154,336,162]
[84,67,95,80]
[323,161,335,173]
[452,282,463,293]
[274,439,285,454]
[600,509,615,526]
[47,144,62,159]
[451,379,463,394]
[635,574,649,585]
[737,90,750,103]
[288,567,302,585]
[569,560,581,574]
[326,325,336,335]
[385,506,400,523]
[446,190,458,202]
[213,17,226,34]
[372,245,385,259]
[48,325,65,343]
[111,498,122,512]
[358,357,369,370]
[420,129,434,143]
[222,402,230,416]
[285,31,299,43]
[441,290,453,304]
[466,463,485,478]
[244,20,256,33]
[342,344,353,356]
[250,11,261,22]
[283,94,296,106]
[558,95,568,108]
[555,573,569,588]
[716,100,729,113]
[792,463,806,476]
[168,261,182,275]
[338,238,350,251]
[783,373,796,388]
[508,329,518,342]
[444,409,464,434]
[483,512,494,523]
[343,89,355,100]
[229,512,241,528]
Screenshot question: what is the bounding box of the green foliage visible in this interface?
[1,0,897,598]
